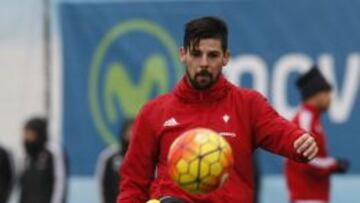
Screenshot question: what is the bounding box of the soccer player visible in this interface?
[118,16,318,203]
[285,67,349,203]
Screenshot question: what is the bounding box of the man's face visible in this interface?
[23,128,44,156]
[180,38,230,90]
[124,123,133,143]
[24,128,39,143]
[317,91,332,111]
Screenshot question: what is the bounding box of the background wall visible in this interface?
[0,0,46,174]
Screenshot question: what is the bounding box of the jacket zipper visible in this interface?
[199,92,204,101]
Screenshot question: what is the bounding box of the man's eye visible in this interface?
[208,53,219,58]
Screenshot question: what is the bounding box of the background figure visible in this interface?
[0,145,13,203]
[19,117,67,203]
[285,66,350,203]
[96,119,134,203]
[253,153,261,203]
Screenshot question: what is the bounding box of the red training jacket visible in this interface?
[285,104,342,202]
[118,75,306,203]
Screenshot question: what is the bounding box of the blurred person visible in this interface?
[285,67,350,203]
[118,16,318,203]
[0,145,13,202]
[96,119,134,203]
[253,154,261,203]
[19,117,67,203]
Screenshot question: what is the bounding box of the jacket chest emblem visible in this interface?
[223,114,230,123]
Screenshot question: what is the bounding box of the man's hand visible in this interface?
[293,133,318,161]
[335,158,350,173]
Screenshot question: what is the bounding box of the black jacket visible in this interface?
[20,148,67,203]
[0,146,13,203]
[97,148,122,203]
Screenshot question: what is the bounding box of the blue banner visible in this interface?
[60,1,360,175]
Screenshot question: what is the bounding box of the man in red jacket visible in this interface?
[118,16,318,203]
[285,67,349,203]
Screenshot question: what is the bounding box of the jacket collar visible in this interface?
[303,103,321,117]
[173,74,231,103]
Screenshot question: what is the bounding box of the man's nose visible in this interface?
[199,55,209,67]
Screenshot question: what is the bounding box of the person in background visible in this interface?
[0,144,13,202]
[19,117,67,203]
[285,66,350,203]
[96,119,134,203]
[253,154,261,203]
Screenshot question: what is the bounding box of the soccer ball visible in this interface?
[167,128,233,194]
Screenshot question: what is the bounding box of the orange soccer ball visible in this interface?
[168,128,233,194]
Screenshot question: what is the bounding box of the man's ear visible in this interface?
[223,50,230,66]
[179,47,186,64]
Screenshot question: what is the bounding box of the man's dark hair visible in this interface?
[296,65,332,100]
[183,16,228,52]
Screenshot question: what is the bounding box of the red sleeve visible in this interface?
[250,91,306,162]
[294,110,341,175]
[117,104,159,203]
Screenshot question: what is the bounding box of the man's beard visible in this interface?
[320,102,331,112]
[186,69,220,90]
[24,141,44,157]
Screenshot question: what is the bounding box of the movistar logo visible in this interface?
[89,19,182,148]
